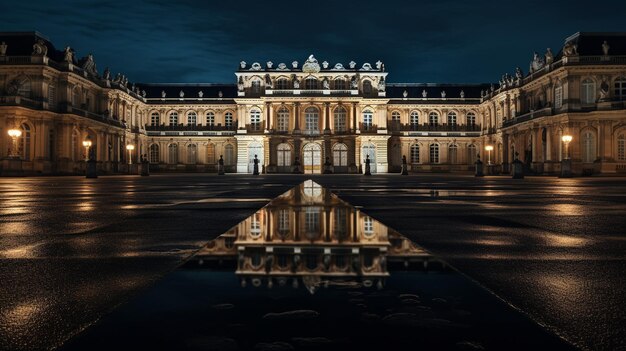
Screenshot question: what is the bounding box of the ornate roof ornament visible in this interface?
[0,41,7,56]
[198,90,204,98]
[331,63,345,70]
[460,90,465,99]
[266,61,273,69]
[240,61,246,69]
[32,39,47,56]
[250,62,262,71]
[63,46,74,63]
[441,90,446,98]
[82,53,97,75]
[376,60,382,70]
[322,61,329,69]
[602,41,610,56]
[277,63,288,71]
[292,61,299,69]
[218,90,223,98]
[349,61,356,69]
[179,90,184,98]
[302,55,320,73]
[360,63,372,71]
[403,90,408,98]
[563,41,578,57]
[161,90,166,98]
[422,89,427,98]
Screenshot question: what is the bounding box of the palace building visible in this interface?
[1,31,625,176]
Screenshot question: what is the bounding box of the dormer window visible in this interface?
[275,78,289,90]
[305,77,318,90]
[251,80,261,94]
[362,80,372,95]
[334,79,347,90]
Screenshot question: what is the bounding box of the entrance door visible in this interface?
[247,142,264,173]
[303,143,322,174]
[362,143,377,174]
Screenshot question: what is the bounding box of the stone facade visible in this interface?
[1,31,625,176]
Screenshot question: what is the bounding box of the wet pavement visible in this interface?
[0,174,625,350]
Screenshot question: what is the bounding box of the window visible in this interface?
[187,112,197,126]
[278,209,290,234]
[615,76,626,101]
[72,87,81,106]
[429,112,439,126]
[334,79,346,90]
[250,213,261,237]
[334,106,347,132]
[17,77,32,98]
[618,134,625,161]
[410,111,419,128]
[449,144,458,164]
[582,131,596,163]
[362,110,373,130]
[554,85,563,108]
[225,112,233,127]
[187,144,197,164]
[363,216,374,237]
[206,112,215,126]
[430,144,439,163]
[169,112,178,125]
[468,144,477,163]
[168,144,178,164]
[150,112,160,126]
[251,80,261,94]
[448,112,457,126]
[20,123,31,161]
[581,78,596,104]
[305,207,320,236]
[277,143,291,167]
[275,78,289,90]
[467,112,476,128]
[410,144,420,163]
[363,80,372,95]
[249,109,261,131]
[149,144,159,163]
[224,144,235,165]
[277,106,289,132]
[47,84,56,107]
[391,111,401,122]
[305,77,318,90]
[333,143,348,167]
[305,107,319,132]
[207,143,215,164]
[333,208,347,239]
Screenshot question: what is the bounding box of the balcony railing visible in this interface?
[502,107,553,127]
[388,122,481,132]
[146,123,237,132]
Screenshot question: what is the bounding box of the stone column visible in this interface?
[265,102,271,130]
[324,103,330,134]
[293,102,300,133]
[352,103,358,132]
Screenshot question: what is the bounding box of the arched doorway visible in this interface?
[247,142,264,173]
[303,143,322,174]
[361,143,377,173]
[277,143,291,173]
[333,143,348,173]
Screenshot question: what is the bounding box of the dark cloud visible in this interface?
[2,0,625,84]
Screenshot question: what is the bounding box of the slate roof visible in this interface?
[561,32,626,57]
[0,32,66,63]
[136,83,238,100]
[386,83,492,101]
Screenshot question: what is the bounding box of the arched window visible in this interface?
[449,144,458,164]
[251,79,261,94]
[582,131,596,163]
[615,76,626,100]
[224,112,233,128]
[17,76,32,98]
[554,85,563,108]
[581,78,596,104]
[333,143,348,167]
[468,144,477,164]
[187,144,197,164]
[467,112,476,129]
[249,109,261,131]
[150,112,160,126]
[430,144,439,163]
[277,143,291,167]
[410,111,419,128]
[277,106,289,132]
[169,112,178,125]
[362,80,372,95]
[362,109,373,131]
[447,112,457,127]
[305,77,318,90]
[187,112,197,126]
[224,144,235,165]
[618,134,625,161]
[206,112,215,126]
[391,111,401,122]
[334,78,346,90]
[275,78,289,90]
[334,106,347,132]
[207,143,215,164]
[168,143,178,164]
[149,144,159,163]
[304,107,319,133]
[410,144,420,163]
[20,123,31,161]
[429,112,439,127]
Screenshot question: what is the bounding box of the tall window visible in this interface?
[150,112,160,126]
[305,107,319,132]
[429,112,439,126]
[581,79,596,104]
[467,112,476,129]
[554,85,563,108]
[278,209,290,235]
[17,77,32,98]
[250,109,261,131]
[168,143,178,164]
[169,112,178,125]
[334,106,347,132]
[207,143,215,164]
[363,80,372,95]
[149,144,159,163]
[333,143,348,167]
[618,134,625,161]
[20,123,31,161]
[206,112,215,126]
[275,78,288,90]
[305,77,318,90]
[362,110,373,130]
[277,106,289,132]
[363,216,374,237]
[410,144,420,163]
[615,76,626,101]
[449,144,458,164]
[447,112,457,126]
[429,144,439,163]
[187,112,197,126]
[410,111,419,128]
[334,79,346,90]
[225,112,233,127]
[277,143,291,167]
[47,85,56,107]
[468,144,477,163]
[224,144,235,165]
[251,80,261,94]
[582,131,596,163]
[187,144,197,164]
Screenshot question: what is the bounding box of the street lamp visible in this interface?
[485,145,494,165]
[562,135,573,159]
[560,135,573,178]
[82,136,92,161]
[7,128,22,158]
[126,144,135,165]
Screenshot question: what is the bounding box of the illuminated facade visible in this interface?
[1,31,625,176]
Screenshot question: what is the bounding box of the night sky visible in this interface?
[2,0,625,84]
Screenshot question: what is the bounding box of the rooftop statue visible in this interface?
[198,90,203,98]
[322,61,329,69]
[82,53,97,75]
[441,90,446,98]
[376,60,382,70]
[460,90,465,99]
[349,61,356,69]
[277,63,288,70]
[292,61,298,69]
[515,67,523,80]
[141,90,146,98]
[32,39,47,56]
[218,90,223,98]
[302,54,321,73]
[602,41,610,56]
[529,51,545,73]
[161,90,166,98]
[0,42,7,56]
[403,90,408,98]
[545,48,554,64]
[103,67,111,81]
[63,46,74,63]
[563,41,578,57]
[240,61,246,69]
[266,61,273,69]
[422,89,427,98]
[179,90,184,98]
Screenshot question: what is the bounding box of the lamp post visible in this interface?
[7,128,22,158]
[82,136,92,161]
[560,135,573,178]
[485,145,494,165]
[126,144,135,165]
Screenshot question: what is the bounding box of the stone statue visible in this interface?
[302,55,320,73]
[349,61,356,69]
[441,90,446,98]
[403,90,408,98]
[0,42,7,56]
[218,155,225,175]
[253,155,260,175]
[460,90,465,99]
[131,83,135,92]
[292,61,298,69]
[82,53,97,74]
[602,41,610,56]
[277,63,287,70]
[323,78,330,89]
[63,46,74,63]
[563,41,578,57]
[364,155,371,176]
[161,90,166,98]
[515,67,523,80]
[599,77,609,100]
[113,73,121,83]
[422,89,427,98]
[545,48,554,64]
[238,76,244,91]
[377,77,385,92]
[401,155,408,175]
[240,61,246,69]
[103,67,111,80]
[292,75,300,89]
[32,39,47,56]
[375,60,382,70]
[179,90,184,98]
[350,74,358,88]
[265,74,273,88]
[218,90,223,98]
[198,90,204,98]
[266,61,273,69]
[322,61,329,69]
[292,156,301,174]
[529,51,545,73]
[141,90,146,98]
[481,90,485,98]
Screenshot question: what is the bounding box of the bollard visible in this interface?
[512,152,524,179]
[86,159,98,178]
[140,160,150,176]
[474,154,484,177]
[559,158,573,178]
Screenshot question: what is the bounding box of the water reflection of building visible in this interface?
[195,181,433,292]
